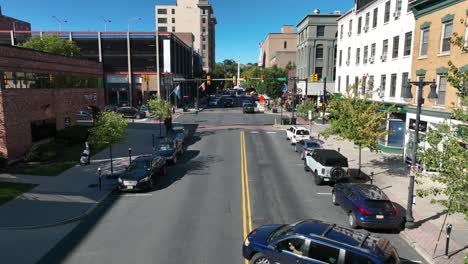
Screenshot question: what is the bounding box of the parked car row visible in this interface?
[242,126,406,263]
[118,126,188,192]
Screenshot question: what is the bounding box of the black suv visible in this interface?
[117,106,146,119]
[243,219,401,264]
[118,155,167,192]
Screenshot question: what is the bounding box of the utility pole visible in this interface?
[237,56,241,88]
[322,77,327,124]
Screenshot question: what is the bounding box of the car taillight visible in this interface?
[321,168,325,175]
[390,209,397,216]
[310,136,313,139]
[356,205,372,215]
[293,135,296,138]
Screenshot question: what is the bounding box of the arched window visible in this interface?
[316,45,324,59]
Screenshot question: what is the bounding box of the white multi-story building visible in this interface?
[336,0,416,154]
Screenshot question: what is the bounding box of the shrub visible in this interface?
[23,142,59,162]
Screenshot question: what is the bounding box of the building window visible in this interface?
[340,25,344,39]
[371,43,376,58]
[373,8,378,28]
[315,67,323,79]
[381,75,387,96]
[172,9,175,14]
[364,46,368,63]
[356,48,360,64]
[339,50,342,66]
[316,45,324,59]
[172,18,176,23]
[202,18,206,23]
[172,27,175,32]
[202,36,206,41]
[420,29,429,56]
[202,27,206,33]
[392,36,399,58]
[284,41,287,49]
[158,18,167,23]
[203,44,206,50]
[157,9,167,14]
[437,75,447,105]
[395,0,402,17]
[317,25,325,37]
[404,31,412,56]
[390,73,397,97]
[365,12,370,30]
[158,26,167,32]
[348,19,353,36]
[384,1,390,23]
[441,21,453,53]
[355,76,359,88]
[347,47,351,63]
[202,9,206,15]
[402,72,409,91]
[346,75,349,89]
[358,17,362,34]
[338,76,341,92]
[382,39,389,58]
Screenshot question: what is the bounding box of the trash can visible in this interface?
[290,117,297,125]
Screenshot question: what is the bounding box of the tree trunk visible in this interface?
[109,144,113,177]
[358,144,362,178]
[159,119,162,138]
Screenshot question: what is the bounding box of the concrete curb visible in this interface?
[400,230,437,264]
[0,185,117,230]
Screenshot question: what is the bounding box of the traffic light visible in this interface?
[243,75,248,81]
[49,74,54,81]
[207,75,211,86]
[310,74,314,82]
[261,74,265,81]
[313,74,319,82]
[232,75,237,85]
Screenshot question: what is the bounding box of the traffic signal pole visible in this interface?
[322,77,327,124]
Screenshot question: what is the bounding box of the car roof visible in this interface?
[292,219,386,255]
[313,149,347,159]
[350,184,389,200]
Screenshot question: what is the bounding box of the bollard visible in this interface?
[338,147,341,153]
[370,172,374,185]
[98,167,102,192]
[445,223,452,258]
[128,147,132,163]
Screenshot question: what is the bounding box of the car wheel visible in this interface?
[250,253,271,264]
[136,114,141,119]
[303,160,310,172]
[294,146,297,152]
[314,172,323,185]
[348,212,359,229]
[332,192,339,205]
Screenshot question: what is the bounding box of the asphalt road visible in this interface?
[39,107,425,264]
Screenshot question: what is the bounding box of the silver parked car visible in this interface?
[295,139,322,160]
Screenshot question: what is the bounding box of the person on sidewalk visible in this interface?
[80,142,91,165]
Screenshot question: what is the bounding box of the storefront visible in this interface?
[377,104,407,154]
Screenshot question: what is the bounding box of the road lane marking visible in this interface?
[317,193,332,195]
[250,131,259,134]
[266,131,277,134]
[120,193,153,197]
[241,131,253,264]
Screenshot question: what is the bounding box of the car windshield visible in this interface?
[158,143,174,151]
[364,200,394,211]
[267,224,294,242]
[128,159,151,171]
[306,142,320,148]
[244,103,253,107]
[296,130,309,135]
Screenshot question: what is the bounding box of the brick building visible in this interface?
[259,25,298,68]
[0,6,30,31]
[0,45,104,160]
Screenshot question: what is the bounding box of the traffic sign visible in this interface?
[277,77,287,81]
[282,85,288,93]
[297,88,303,93]
[259,95,266,101]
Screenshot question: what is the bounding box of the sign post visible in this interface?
[308,110,312,135]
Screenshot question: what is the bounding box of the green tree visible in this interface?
[321,85,391,175]
[89,111,128,176]
[415,34,468,219]
[297,100,318,121]
[148,96,172,137]
[19,35,80,57]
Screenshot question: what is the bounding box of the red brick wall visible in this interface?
[0,16,30,31]
[0,88,105,160]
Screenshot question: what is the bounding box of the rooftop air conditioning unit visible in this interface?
[369,57,375,63]
[393,11,401,18]
[346,60,350,65]
[380,54,387,61]
[363,26,369,32]
[348,31,352,36]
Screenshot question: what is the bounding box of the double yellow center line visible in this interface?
[240,131,253,244]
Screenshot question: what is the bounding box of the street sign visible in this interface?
[308,110,312,120]
[282,85,288,93]
[277,77,287,81]
[259,95,266,101]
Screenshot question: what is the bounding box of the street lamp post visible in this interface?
[128,147,132,163]
[402,77,438,229]
[127,17,142,32]
[101,17,112,32]
[52,16,68,31]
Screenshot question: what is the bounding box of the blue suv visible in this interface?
[242,219,401,264]
[332,183,404,230]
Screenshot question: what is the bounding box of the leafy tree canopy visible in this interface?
[19,35,81,57]
[89,111,128,146]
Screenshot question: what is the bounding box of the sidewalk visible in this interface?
[297,123,467,264]
[0,123,171,263]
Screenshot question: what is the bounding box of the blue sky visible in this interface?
[1,0,353,64]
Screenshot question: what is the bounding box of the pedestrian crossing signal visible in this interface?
[207,75,211,86]
[312,74,319,82]
[232,75,237,85]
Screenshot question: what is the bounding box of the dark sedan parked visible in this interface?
[118,155,167,192]
[294,139,321,159]
[117,107,146,119]
[332,183,404,230]
[243,103,255,113]
[153,137,184,164]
